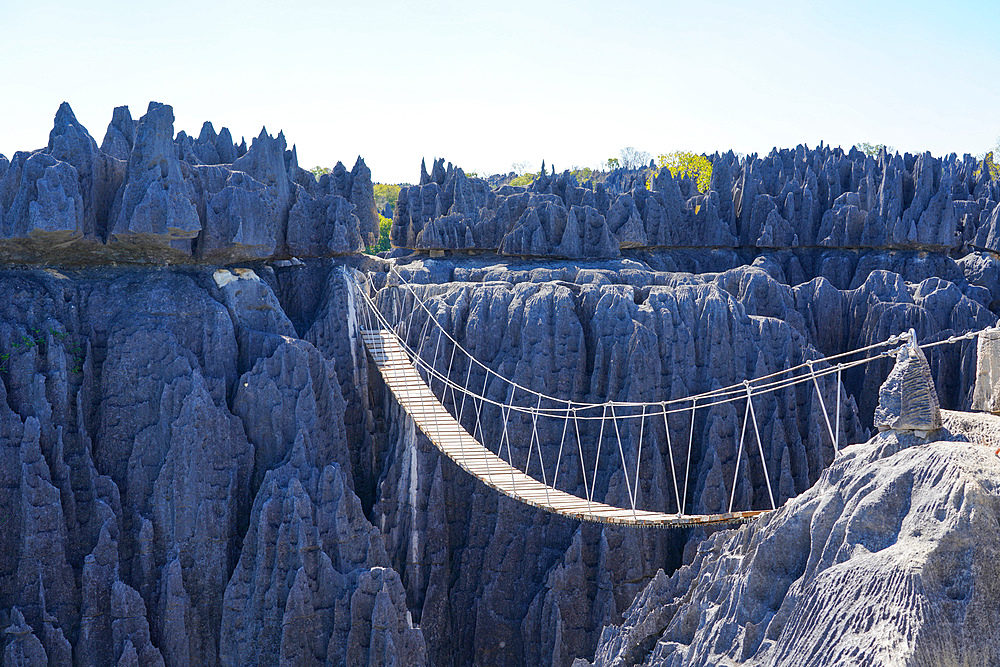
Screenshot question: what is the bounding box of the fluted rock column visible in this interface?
[874,329,941,436]
[971,328,1000,413]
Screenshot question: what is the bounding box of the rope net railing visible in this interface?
[347,266,995,524]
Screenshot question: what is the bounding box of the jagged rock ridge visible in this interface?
[0,102,379,263]
[2,130,1000,667]
[390,148,1000,259]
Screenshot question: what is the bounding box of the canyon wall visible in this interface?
[1,105,998,666]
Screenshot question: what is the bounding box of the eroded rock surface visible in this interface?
[0,102,377,263]
[582,412,1000,666]
[3,135,1000,667]
[0,263,422,666]
[390,147,1000,265]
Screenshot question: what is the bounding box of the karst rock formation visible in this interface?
[0,104,998,666]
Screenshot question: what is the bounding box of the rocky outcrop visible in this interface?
[219,432,425,666]
[0,263,423,666]
[0,102,376,263]
[367,270,864,665]
[874,332,942,435]
[359,250,997,666]
[3,119,1000,667]
[109,102,202,253]
[581,411,1000,666]
[971,328,1000,412]
[392,161,622,258]
[390,147,1000,261]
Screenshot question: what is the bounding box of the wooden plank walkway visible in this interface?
[362,329,769,527]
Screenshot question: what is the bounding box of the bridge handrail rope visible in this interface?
[376,265,928,411]
[359,282,895,421]
[359,269,994,420]
[350,267,1000,525]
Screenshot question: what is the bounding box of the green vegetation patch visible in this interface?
[658,151,713,193]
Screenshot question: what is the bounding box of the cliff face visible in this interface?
[364,253,996,666]
[0,103,422,666]
[581,412,1000,666]
[2,107,999,666]
[0,263,426,667]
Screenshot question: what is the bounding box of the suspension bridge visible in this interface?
[349,267,990,527]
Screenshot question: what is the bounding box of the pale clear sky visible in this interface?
[1,0,998,183]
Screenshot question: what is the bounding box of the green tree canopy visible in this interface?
[657,151,713,193]
[365,214,392,255]
[374,183,402,214]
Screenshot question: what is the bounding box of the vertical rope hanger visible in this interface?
[572,409,592,514]
[807,359,839,456]
[682,398,697,516]
[632,405,647,512]
[472,372,495,486]
[497,385,519,494]
[525,395,543,476]
[661,403,683,515]
[729,385,753,514]
[835,364,842,452]
[590,405,608,504]
[552,404,572,491]
[610,405,638,520]
[746,387,776,510]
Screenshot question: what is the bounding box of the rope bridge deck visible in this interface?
[362,328,768,527]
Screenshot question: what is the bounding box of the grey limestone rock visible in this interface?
[101,106,136,161]
[874,332,942,434]
[77,522,123,667]
[109,102,202,253]
[197,169,281,260]
[1,101,375,262]
[345,567,427,667]
[233,336,353,494]
[350,157,380,246]
[287,188,364,257]
[213,267,297,373]
[147,370,253,664]
[0,262,414,666]
[971,329,1000,414]
[111,581,165,667]
[390,145,998,258]
[47,101,125,242]
[3,608,47,666]
[189,121,239,166]
[500,202,620,259]
[14,417,78,643]
[0,150,84,241]
[369,270,866,665]
[583,415,1000,666]
[219,432,423,666]
[231,128,293,231]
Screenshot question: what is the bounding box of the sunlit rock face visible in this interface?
[0,102,378,264]
[581,411,1000,667]
[390,147,1000,262]
[971,329,1000,413]
[874,333,942,435]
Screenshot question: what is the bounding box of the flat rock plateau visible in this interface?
[1,103,998,666]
